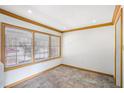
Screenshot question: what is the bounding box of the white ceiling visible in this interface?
[0,5,115,31]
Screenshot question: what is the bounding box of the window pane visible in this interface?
[5,56,17,67]
[5,27,33,67]
[51,36,60,58]
[35,33,49,62]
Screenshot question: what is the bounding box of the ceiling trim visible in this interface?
[62,5,120,33]
[112,5,121,25]
[62,22,113,32]
[0,6,119,33]
[0,8,62,33]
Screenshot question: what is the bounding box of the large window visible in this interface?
[5,27,33,67]
[50,36,60,58]
[1,23,61,70]
[35,33,49,62]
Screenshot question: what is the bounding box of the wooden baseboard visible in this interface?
[5,64,61,88]
[5,64,113,88]
[61,64,113,77]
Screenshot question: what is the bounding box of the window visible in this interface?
[35,33,49,62]
[1,23,61,70]
[5,27,33,67]
[50,36,60,58]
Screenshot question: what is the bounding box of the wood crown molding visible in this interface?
[62,22,113,32]
[62,5,121,33]
[0,5,121,33]
[0,8,62,33]
[112,5,121,25]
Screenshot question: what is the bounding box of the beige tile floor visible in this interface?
[13,65,117,88]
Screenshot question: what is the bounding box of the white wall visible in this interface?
[0,14,61,36]
[0,62,4,87]
[62,26,114,75]
[0,13,115,86]
[5,59,61,85]
[0,14,62,86]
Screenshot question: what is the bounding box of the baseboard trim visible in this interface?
[61,64,113,77]
[5,64,61,88]
[5,64,113,88]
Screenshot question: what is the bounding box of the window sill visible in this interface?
[5,56,61,72]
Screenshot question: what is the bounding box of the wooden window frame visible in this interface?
[0,22,61,71]
[50,36,61,58]
[4,25,33,68]
[34,32,50,62]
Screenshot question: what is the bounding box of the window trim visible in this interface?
[0,22,61,71]
[34,32,50,62]
[50,36,61,58]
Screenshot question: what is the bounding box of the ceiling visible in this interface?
[0,5,115,31]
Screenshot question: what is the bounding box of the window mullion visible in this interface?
[32,32,35,63]
[49,36,51,59]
